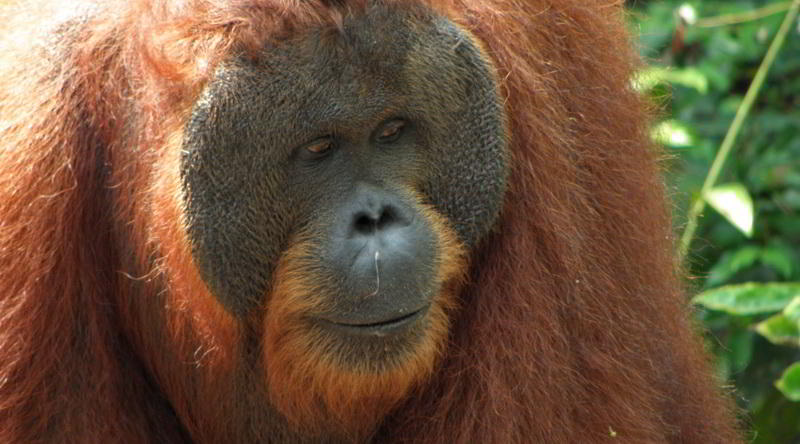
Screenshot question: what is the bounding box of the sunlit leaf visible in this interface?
[677,3,697,25]
[693,282,800,316]
[755,314,800,346]
[634,67,708,93]
[652,120,694,147]
[704,183,754,237]
[776,363,800,401]
[783,297,800,324]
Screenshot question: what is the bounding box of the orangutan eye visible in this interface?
[375,120,405,144]
[305,139,334,155]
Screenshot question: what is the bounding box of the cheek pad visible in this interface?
[181,68,296,315]
[411,20,509,247]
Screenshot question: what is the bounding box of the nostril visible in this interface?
[353,206,402,235]
[354,212,377,234]
[377,207,397,230]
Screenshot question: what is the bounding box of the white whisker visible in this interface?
[369,250,380,297]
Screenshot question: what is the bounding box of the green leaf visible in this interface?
[693,282,800,316]
[705,246,761,288]
[784,297,800,324]
[696,60,734,92]
[633,67,663,92]
[761,244,795,279]
[776,363,800,401]
[708,29,742,57]
[774,214,800,238]
[755,314,800,347]
[652,120,695,147]
[666,67,709,93]
[776,189,800,211]
[719,95,743,116]
[728,329,755,372]
[703,183,754,237]
[634,67,709,93]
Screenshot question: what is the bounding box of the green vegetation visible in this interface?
[629,1,800,441]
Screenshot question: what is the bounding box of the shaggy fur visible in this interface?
[0,0,738,442]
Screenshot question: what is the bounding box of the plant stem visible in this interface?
[697,2,792,27]
[678,0,800,261]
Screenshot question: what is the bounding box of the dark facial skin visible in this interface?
[181,4,509,336]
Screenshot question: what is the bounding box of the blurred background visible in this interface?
[627,1,800,441]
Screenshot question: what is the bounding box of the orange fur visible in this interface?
[149,125,240,366]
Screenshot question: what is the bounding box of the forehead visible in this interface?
[197,7,475,131]
[258,7,457,90]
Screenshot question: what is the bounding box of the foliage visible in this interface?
[629,1,800,441]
